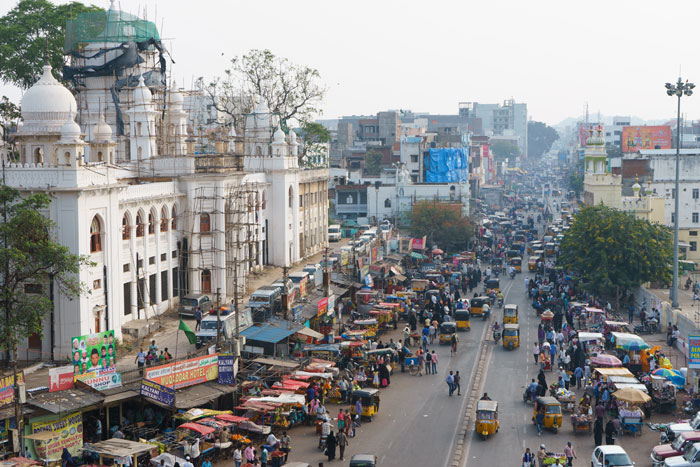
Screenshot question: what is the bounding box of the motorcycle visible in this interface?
[497,297,504,309]
[509,270,516,280]
[493,329,501,344]
[633,319,658,335]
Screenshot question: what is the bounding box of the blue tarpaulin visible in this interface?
[425,148,469,183]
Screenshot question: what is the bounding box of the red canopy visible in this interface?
[178,422,216,435]
[215,414,249,423]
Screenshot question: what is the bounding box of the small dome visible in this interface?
[289,129,297,144]
[20,64,78,134]
[586,126,605,146]
[133,75,152,106]
[254,95,269,114]
[92,112,113,142]
[168,81,184,108]
[273,126,286,144]
[60,111,82,142]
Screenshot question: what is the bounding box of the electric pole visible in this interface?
[216,287,221,349]
[282,266,289,321]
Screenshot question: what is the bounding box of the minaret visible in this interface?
[125,75,157,161]
[584,124,608,174]
[56,111,85,168]
[271,126,288,157]
[165,82,187,155]
[90,111,117,164]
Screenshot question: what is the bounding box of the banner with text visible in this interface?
[145,354,219,389]
[217,354,237,385]
[621,125,672,153]
[689,335,700,369]
[49,366,74,392]
[140,379,175,407]
[75,369,121,391]
[0,372,23,408]
[32,411,83,458]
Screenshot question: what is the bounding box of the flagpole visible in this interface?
[175,319,180,362]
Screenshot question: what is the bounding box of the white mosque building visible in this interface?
[1,4,329,361]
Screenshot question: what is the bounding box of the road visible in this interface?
[285,300,493,466]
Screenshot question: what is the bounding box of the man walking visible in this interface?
[446,371,455,396]
[537,445,547,467]
[337,428,349,461]
[424,351,432,374]
[454,371,461,395]
[563,441,576,467]
[431,350,438,375]
[194,306,203,331]
[135,348,147,376]
[533,342,540,364]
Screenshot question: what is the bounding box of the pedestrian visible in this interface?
[533,342,540,364]
[354,399,362,425]
[429,323,436,344]
[135,348,146,376]
[233,446,242,467]
[628,304,634,324]
[446,371,455,396]
[454,371,461,395]
[259,446,268,467]
[563,441,576,467]
[574,366,583,389]
[337,428,349,460]
[450,333,458,356]
[325,431,336,461]
[183,456,194,467]
[605,418,617,445]
[424,350,432,374]
[279,432,291,463]
[431,350,438,375]
[536,408,544,436]
[416,350,424,377]
[593,417,604,446]
[522,448,534,467]
[194,306,202,331]
[537,444,547,467]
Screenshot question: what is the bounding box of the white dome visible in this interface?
[289,129,297,144]
[20,64,78,135]
[168,81,184,108]
[92,112,113,142]
[133,75,152,106]
[60,111,82,143]
[273,126,286,144]
[254,95,269,114]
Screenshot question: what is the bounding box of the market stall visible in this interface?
[81,439,156,467]
[649,374,677,413]
[577,332,604,357]
[612,387,649,436]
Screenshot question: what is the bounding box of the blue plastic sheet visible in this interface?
[426,148,469,183]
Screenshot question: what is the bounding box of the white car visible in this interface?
[665,442,700,467]
[591,446,634,467]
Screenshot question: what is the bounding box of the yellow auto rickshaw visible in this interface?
[485,278,500,295]
[510,257,522,273]
[503,304,518,324]
[545,242,556,256]
[532,396,562,433]
[475,400,499,440]
[455,307,471,332]
[528,256,539,271]
[439,322,457,344]
[470,296,489,318]
[350,389,380,422]
[502,323,520,350]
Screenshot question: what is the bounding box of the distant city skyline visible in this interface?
[1,0,700,126]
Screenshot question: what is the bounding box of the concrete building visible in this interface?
[604,116,631,148]
[2,5,328,361]
[460,100,527,157]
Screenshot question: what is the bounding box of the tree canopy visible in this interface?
[0,0,102,90]
[528,121,559,158]
[409,200,473,253]
[0,185,92,356]
[364,150,383,176]
[197,49,326,130]
[558,204,672,302]
[490,140,520,161]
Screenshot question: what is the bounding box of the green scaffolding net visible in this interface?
[65,9,160,52]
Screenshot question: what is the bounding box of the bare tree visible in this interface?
[197,49,326,130]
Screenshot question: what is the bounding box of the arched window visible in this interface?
[90,216,102,253]
[200,213,211,233]
[160,207,169,232]
[288,186,293,208]
[201,269,212,293]
[136,212,145,237]
[122,213,131,240]
[384,198,392,208]
[148,210,156,234]
[171,205,178,230]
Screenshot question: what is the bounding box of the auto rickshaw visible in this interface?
[455,308,471,332]
[424,289,441,306]
[509,257,522,273]
[503,304,518,324]
[532,396,562,433]
[528,256,539,271]
[470,296,490,318]
[475,400,499,440]
[502,323,520,350]
[350,389,380,421]
[439,322,457,344]
[484,278,500,295]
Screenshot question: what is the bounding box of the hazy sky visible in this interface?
[2,0,700,126]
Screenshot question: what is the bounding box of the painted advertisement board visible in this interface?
[0,372,23,408]
[689,335,700,369]
[217,354,237,385]
[32,412,83,458]
[621,125,672,153]
[71,330,116,375]
[140,379,175,407]
[49,366,74,392]
[144,354,219,389]
[75,369,122,391]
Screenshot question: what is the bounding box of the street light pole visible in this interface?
[666,77,695,308]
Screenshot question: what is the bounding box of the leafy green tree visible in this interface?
[0,96,21,161]
[567,172,583,198]
[364,150,383,176]
[559,204,672,309]
[490,140,520,160]
[0,185,92,361]
[527,121,559,158]
[297,122,330,166]
[197,49,326,129]
[409,200,473,253]
[0,0,102,90]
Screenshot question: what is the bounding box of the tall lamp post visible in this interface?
[665,78,695,308]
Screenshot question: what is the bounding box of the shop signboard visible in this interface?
[145,354,219,389]
[140,379,175,407]
[317,297,328,317]
[71,330,116,375]
[621,125,672,153]
[49,366,74,392]
[218,354,237,385]
[689,335,700,369]
[75,369,121,391]
[0,372,23,408]
[32,411,83,458]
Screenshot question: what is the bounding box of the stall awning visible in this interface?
[577,332,603,342]
[296,327,324,340]
[103,389,139,405]
[27,387,104,413]
[252,357,300,369]
[81,439,154,458]
[240,324,301,344]
[409,252,427,259]
[593,368,634,378]
[0,406,32,421]
[393,274,407,282]
[175,382,238,410]
[178,422,215,436]
[24,432,60,441]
